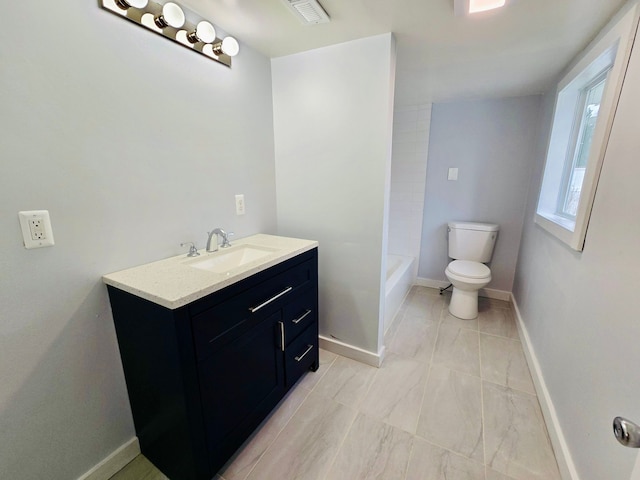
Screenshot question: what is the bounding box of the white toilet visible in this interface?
[445,222,499,319]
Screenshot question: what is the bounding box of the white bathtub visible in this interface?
[384,254,415,334]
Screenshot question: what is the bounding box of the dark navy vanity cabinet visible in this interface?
[107,248,319,480]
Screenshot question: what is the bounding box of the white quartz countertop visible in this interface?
[102,234,318,310]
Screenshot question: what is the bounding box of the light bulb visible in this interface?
[154,2,185,29]
[213,36,240,57]
[187,21,216,44]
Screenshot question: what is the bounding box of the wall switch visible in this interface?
[235,194,246,216]
[18,210,55,249]
[448,167,459,181]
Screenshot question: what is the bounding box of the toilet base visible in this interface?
[449,287,479,319]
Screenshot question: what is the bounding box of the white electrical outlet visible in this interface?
[235,194,246,216]
[18,210,55,249]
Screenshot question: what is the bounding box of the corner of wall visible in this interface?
[77,438,140,480]
[319,335,384,368]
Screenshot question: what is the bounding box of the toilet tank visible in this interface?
[448,222,499,262]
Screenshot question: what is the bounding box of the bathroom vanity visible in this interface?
[103,234,319,480]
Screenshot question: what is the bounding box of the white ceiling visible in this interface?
[180,0,628,105]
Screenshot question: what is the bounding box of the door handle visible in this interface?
[613,417,640,447]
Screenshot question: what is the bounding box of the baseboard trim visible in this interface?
[77,437,140,480]
[319,335,384,367]
[511,294,580,480]
[415,277,511,301]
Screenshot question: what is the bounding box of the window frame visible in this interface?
[556,68,610,220]
[534,4,638,251]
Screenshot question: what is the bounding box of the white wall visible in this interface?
[418,96,541,292]
[0,2,277,479]
[388,104,431,269]
[272,34,396,357]
[513,9,640,480]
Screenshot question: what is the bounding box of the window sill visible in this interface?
[534,211,581,251]
[536,211,576,232]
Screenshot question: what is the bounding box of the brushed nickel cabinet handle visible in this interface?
[278,321,285,352]
[249,286,293,313]
[292,309,312,325]
[294,344,313,362]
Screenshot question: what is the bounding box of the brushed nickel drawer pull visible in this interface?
[278,321,285,352]
[249,286,293,313]
[292,309,312,325]
[295,344,313,362]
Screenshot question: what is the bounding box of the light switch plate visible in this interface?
[448,168,459,181]
[18,210,55,249]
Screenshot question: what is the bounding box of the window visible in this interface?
[558,68,609,219]
[535,5,638,251]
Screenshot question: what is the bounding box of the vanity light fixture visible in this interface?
[187,21,216,44]
[115,0,148,9]
[213,36,240,57]
[154,2,185,28]
[100,0,239,67]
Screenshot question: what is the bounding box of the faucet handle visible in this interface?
[180,242,200,257]
[221,231,234,248]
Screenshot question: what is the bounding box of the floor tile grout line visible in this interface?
[403,286,443,480]
[319,403,360,480]
[382,288,441,477]
[410,295,445,437]
[412,293,490,473]
[310,353,339,392]
[479,330,522,342]
[401,437,417,480]
[412,434,488,466]
[384,303,407,348]
[482,377,539,397]
[478,311,488,480]
[236,351,337,480]
[479,331,537,396]
[236,385,314,480]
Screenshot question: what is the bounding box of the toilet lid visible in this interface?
[447,260,490,279]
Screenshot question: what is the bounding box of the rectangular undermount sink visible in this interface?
[187,245,279,274]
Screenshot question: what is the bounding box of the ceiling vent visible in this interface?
[282,0,330,25]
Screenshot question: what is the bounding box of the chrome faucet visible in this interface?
[206,228,233,252]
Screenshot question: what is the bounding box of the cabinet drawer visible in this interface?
[285,323,318,387]
[192,258,315,361]
[282,287,317,346]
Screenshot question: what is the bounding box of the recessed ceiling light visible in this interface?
[454,0,506,16]
[469,0,506,13]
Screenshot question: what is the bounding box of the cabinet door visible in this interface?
[197,311,285,474]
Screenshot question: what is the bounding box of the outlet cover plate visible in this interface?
[18,210,55,249]
[235,194,246,215]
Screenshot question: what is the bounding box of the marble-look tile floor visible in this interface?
[111,286,560,480]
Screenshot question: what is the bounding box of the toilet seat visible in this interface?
[445,260,492,319]
[446,260,490,279]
